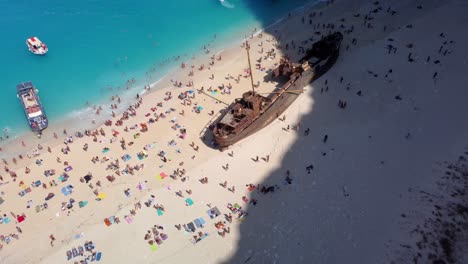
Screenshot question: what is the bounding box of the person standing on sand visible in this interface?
[49,234,56,247]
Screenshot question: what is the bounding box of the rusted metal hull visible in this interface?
[213,49,340,149]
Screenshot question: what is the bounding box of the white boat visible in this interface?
[26,36,48,55]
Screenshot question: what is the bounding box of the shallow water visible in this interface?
[0,0,312,135]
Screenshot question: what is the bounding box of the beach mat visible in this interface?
[198,217,206,226]
[185,198,194,206]
[96,252,102,261]
[150,244,158,252]
[194,218,204,228]
[187,222,196,232]
[157,172,167,180]
[207,207,221,219]
[157,209,164,216]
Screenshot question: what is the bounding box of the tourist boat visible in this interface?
[211,32,343,149]
[26,36,48,55]
[17,82,48,133]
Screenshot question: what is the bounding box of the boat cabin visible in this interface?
[215,91,269,136]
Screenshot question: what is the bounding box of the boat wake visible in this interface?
[220,0,235,9]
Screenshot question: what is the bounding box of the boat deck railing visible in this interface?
[199,111,223,139]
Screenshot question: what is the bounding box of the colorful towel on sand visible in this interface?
[185,198,194,206]
[101,148,110,154]
[207,207,221,219]
[150,244,158,251]
[121,154,131,162]
[194,218,203,228]
[125,215,132,224]
[157,172,167,180]
[157,209,164,216]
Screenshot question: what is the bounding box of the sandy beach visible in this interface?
[1,0,468,263]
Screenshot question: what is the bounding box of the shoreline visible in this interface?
[0,0,320,161]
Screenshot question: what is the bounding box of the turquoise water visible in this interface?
[0,0,312,135]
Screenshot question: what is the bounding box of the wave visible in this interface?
[220,0,235,9]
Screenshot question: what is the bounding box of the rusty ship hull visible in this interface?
[212,32,342,149]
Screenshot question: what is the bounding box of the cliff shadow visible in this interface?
[219,0,468,263]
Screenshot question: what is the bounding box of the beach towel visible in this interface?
[145,143,155,149]
[197,105,204,111]
[18,190,26,197]
[4,217,10,224]
[101,148,110,154]
[25,187,32,193]
[79,201,88,208]
[157,209,164,216]
[150,244,158,252]
[65,166,73,172]
[104,218,111,227]
[187,222,196,232]
[125,215,132,224]
[207,207,221,219]
[191,232,209,244]
[185,198,194,206]
[96,252,102,261]
[194,218,202,228]
[157,172,167,180]
[121,154,131,162]
[198,217,206,226]
[33,180,41,187]
[97,193,106,199]
[61,187,71,196]
[72,247,78,257]
[45,192,55,201]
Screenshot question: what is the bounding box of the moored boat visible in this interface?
[26,36,48,55]
[16,82,48,133]
[211,32,343,149]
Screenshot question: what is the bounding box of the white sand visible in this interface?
[1,0,468,263]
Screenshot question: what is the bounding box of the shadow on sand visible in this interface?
[213,0,468,263]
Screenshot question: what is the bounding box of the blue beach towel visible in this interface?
[198,217,206,226]
[96,252,102,261]
[194,218,202,228]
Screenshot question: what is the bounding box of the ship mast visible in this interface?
[245,41,256,94]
